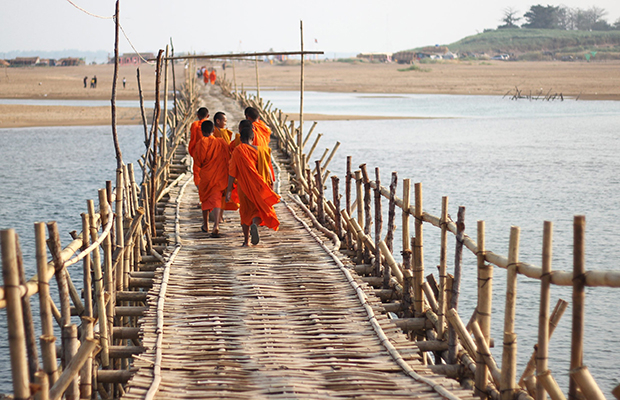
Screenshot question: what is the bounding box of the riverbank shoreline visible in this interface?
[1,60,618,128]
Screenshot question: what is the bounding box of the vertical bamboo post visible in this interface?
[570,366,605,400]
[570,215,586,400]
[306,168,314,211]
[438,196,448,340]
[110,0,124,170]
[402,179,411,253]
[413,183,425,316]
[537,221,553,400]
[476,219,492,398]
[47,223,71,328]
[98,189,115,359]
[402,240,413,317]
[79,317,94,399]
[346,157,352,249]
[162,45,170,181]
[331,176,342,240]
[63,324,79,400]
[1,229,30,399]
[35,222,59,385]
[386,172,397,253]
[254,55,260,100]
[15,234,39,380]
[88,200,109,367]
[232,60,237,94]
[169,38,178,113]
[81,214,93,318]
[501,226,520,400]
[115,168,125,292]
[359,165,372,264]
[355,170,363,227]
[374,168,383,278]
[448,206,465,364]
[315,160,325,224]
[34,370,49,400]
[299,20,304,159]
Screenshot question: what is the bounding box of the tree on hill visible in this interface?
[498,7,521,29]
[522,4,561,29]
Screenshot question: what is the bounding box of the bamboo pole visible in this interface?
[402,179,411,253]
[115,168,125,293]
[449,206,465,363]
[536,221,553,400]
[110,0,124,170]
[570,366,605,400]
[306,133,323,160]
[62,324,79,400]
[385,172,397,253]
[302,121,318,148]
[88,200,109,368]
[47,223,71,328]
[321,141,341,173]
[331,176,342,240]
[315,161,325,224]
[355,170,363,227]
[169,38,178,113]
[446,308,477,361]
[15,234,39,381]
[346,157,352,250]
[299,20,304,159]
[35,222,59,385]
[254,55,260,100]
[501,226,520,400]
[374,168,383,278]
[79,317,94,399]
[476,219,492,398]
[81,214,93,318]
[48,339,99,400]
[360,165,372,264]
[162,45,170,181]
[538,371,567,400]
[570,215,586,400]
[413,183,425,316]
[471,320,501,387]
[232,60,237,94]
[35,370,49,400]
[98,189,115,351]
[1,229,30,400]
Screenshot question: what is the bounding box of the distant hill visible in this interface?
[413,29,620,60]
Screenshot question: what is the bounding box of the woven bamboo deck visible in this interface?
[122,86,476,400]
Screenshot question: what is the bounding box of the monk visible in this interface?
[189,107,209,186]
[209,68,217,85]
[244,106,272,147]
[194,120,230,237]
[213,112,233,144]
[226,126,280,246]
[229,119,251,152]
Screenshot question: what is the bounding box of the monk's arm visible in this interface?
[225,175,235,202]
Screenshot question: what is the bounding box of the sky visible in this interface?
[1,0,620,58]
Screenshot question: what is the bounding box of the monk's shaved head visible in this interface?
[239,119,252,131]
[197,107,209,119]
[244,107,260,121]
[201,120,214,136]
[240,126,254,143]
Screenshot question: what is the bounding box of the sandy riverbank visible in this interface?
[1,60,619,128]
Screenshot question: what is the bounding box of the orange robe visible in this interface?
[229,144,280,230]
[252,120,272,147]
[209,70,216,84]
[194,136,230,211]
[213,127,233,144]
[229,133,241,152]
[189,118,207,186]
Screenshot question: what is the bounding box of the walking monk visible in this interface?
[194,120,230,237]
[226,126,280,246]
[244,107,272,147]
[209,68,217,84]
[213,112,233,144]
[189,107,209,186]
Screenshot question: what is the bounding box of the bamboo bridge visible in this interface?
[2,52,620,400]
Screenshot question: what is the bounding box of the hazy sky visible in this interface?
[2,0,620,56]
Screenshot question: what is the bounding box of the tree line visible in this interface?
[499,4,620,31]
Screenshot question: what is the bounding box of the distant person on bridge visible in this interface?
[195,120,230,237]
[226,126,280,246]
[210,68,217,84]
[244,107,271,147]
[203,67,209,85]
[189,107,209,186]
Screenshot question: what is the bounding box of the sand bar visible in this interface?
[1,61,619,128]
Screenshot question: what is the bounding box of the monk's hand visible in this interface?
[225,191,231,202]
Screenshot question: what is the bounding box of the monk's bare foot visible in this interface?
[211,228,221,238]
[201,225,209,233]
[241,242,249,247]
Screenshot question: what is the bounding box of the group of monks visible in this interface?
[200,67,217,85]
[188,106,280,246]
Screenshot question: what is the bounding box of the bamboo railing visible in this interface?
[228,82,620,400]
[0,49,199,399]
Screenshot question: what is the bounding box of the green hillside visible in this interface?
[416,29,620,60]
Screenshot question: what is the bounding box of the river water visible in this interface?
[1,92,619,394]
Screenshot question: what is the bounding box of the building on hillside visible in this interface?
[59,58,85,66]
[356,52,392,62]
[11,57,40,66]
[113,53,156,65]
[392,51,417,64]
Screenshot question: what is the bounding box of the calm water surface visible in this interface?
[1,92,620,394]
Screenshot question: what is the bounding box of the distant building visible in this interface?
[356,52,392,62]
[38,59,57,66]
[114,53,156,65]
[11,57,40,66]
[58,58,85,66]
[0,60,10,67]
[392,51,417,64]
